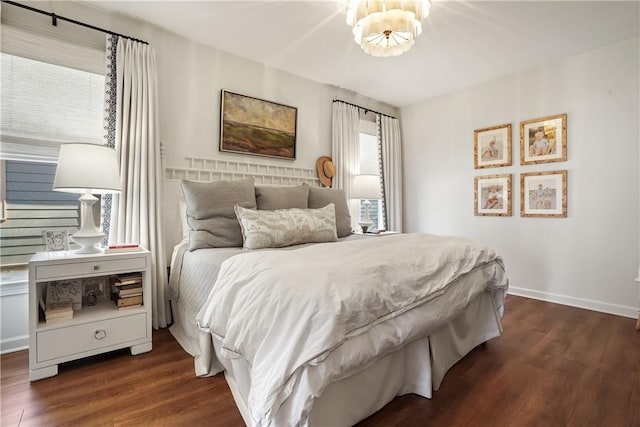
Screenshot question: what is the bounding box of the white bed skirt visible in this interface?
[169,300,224,376]
[198,290,503,426]
[430,288,503,390]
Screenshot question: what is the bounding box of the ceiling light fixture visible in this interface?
[346,0,431,57]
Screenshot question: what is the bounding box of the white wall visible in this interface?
[401,37,640,318]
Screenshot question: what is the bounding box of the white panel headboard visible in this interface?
[165,156,321,187]
[162,156,322,263]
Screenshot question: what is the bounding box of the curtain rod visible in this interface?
[2,1,148,45]
[333,99,397,120]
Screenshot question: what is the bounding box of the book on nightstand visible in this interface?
[115,282,143,296]
[44,301,73,322]
[103,244,142,254]
[112,272,143,286]
[117,289,143,298]
[114,294,143,308]
[117,303,142,310]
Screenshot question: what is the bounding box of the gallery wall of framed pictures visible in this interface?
[473,113,567,218]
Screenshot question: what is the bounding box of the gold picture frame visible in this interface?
[520,170,567,217]
[474,174,512,216]
[220,90,297,160]
[520,113,567,165]
[474,123,512,169]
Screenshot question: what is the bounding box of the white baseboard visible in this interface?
[1,335,29,354]
[508,286,638,319]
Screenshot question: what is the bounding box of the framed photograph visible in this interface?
[46,279,82,310]
[474,123,511,169]
[521,170,567,217]
[82,277,108,307]
[220,90,297,160]
[520,113,567,165]
[474,174,512,216]
[43,230,69,252]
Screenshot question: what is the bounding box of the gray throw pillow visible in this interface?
[255,184,309,210]
[308,186,352,237]
[181,178,256,250]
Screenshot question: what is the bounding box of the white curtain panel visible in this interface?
[378,114,403,232]
[331,102,361,232]
[109,38,171,329]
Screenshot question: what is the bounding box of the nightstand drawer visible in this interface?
[35,257,147,280]
[36,313,147,362]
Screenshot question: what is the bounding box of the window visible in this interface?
[357,119,383,231]
[0,25,105,268]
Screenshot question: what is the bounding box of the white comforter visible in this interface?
[196,233,508,426]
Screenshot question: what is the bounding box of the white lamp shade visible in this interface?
[352,174,382,200]
[53,143,122,194]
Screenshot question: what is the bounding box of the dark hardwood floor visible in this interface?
[2,295,639,426]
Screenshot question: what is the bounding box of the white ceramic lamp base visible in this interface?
[71,233,105,254]
[359,199,374,233]
[71,190,104,254]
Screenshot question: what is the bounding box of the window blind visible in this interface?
[1,161,80,266]
[0,24,105,74]
[0,24,105,162]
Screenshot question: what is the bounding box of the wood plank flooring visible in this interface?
[2,295,639,426]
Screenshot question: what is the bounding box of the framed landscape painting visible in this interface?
[521,170,567,217]
[474,174,512,216]
[474,123,511,169]
[220,90,297,160]
[520,113,567,165]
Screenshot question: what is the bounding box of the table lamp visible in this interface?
[53,143,122,254]
[351,174,382,233]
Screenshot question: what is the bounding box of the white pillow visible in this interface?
[234,204,338,250]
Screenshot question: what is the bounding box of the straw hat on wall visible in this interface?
[316,156,335,187]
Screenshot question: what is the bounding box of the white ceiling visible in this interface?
[88,1,639,108]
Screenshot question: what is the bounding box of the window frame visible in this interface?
[357,119,384,232]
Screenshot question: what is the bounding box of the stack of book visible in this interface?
[44,301,73,323]
[111,272,143,310]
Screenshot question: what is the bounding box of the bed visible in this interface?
[167,176,509,427]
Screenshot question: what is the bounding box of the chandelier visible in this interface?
[346,0,431,57]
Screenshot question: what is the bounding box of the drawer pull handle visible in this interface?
[93,265,100,271]
[94,330,107,340]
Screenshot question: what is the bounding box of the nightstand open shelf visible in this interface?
[28,250,152,381]
[35,301,147,331]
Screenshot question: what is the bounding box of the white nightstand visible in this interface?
[28,250,152,381]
